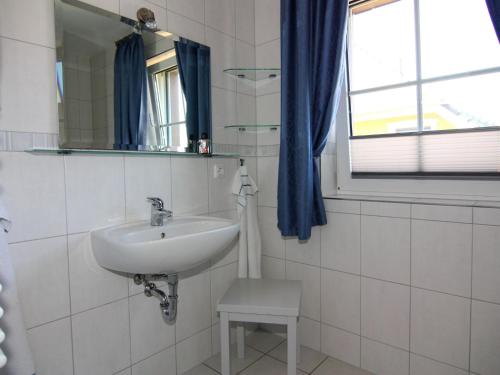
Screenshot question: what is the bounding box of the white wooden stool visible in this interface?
[217,278,302,375]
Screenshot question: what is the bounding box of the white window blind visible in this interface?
[351,129,500,174]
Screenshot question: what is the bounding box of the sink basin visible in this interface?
[91,216,240,274]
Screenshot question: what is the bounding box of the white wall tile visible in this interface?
[131,347,176,375]
[470,300,500,375]
[236,93,257,126]
[65,155,125,233]
[208,158,237,212]
[361,278,410,350]
[120,0,167,30]
[361,201,410,218]
[323,199,360,215]
[256,94,280,146]
[235,41,257,96]
[205,27,236,91]
[321,324,360,367]
[321,212,360,274]
[361,216,410,284]
[167,11,205,43]
[80,0,119,13]
[176,270,212,341]
[0,152,66,243]
[167,0,204,23]
[262,255,285,279]
[68,233,128,313]
[258,206,285,259]
[411,204,472,223]
[0,0,55,47]
[0,38,58,133]
[473,207,500,226]
[146,0,167,8]
[254,0,280,45]
[176,327,212,374]
[211,262,238,323]
[211,87,237,141]
[235,0,255,44]
[299,317,321,352]
[320,154,337,198]
[255,39,280,95]
[257,156,278,207]
[205,0,235,36]
[472,225,500,304]
[171,157,209,215]
[285,227,321,266]
[411,220,472,297]
[27,318,74,375]
[129,293,175,363]
[11,236,70,328]
[361,338,409,375]
[410,288,470,370]
[124,156,172,221]
[72,299,130,375]
[286,261,320,321]
[321,269,360,334]
[410,354,469,375]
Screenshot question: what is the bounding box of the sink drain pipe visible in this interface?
[134,274,178,322]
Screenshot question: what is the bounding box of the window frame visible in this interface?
[345,0,500,179]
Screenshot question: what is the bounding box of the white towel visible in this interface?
[0,200,35,375]
[232,165,262,279]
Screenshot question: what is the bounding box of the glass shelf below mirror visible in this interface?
[27,148,240,158]
[224,125,280,133]
[223,68,280,81]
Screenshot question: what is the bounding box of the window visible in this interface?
[347,0,500,176]
[151,67,188,149]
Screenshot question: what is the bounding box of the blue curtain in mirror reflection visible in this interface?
[114,33,148,150]
[486,0,500,42]
[174,37,211,143]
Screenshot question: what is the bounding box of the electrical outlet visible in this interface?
[213,164,225,179]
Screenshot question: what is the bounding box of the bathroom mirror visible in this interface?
[55,0,211,152]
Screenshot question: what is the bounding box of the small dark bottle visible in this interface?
[188,134,195,153]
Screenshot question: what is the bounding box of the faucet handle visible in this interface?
[147,197,164,210]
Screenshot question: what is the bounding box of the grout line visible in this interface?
[358,209,362,366]
[61,154,76,375]
[408,203,413,375]
[0,34,56,50]
[309,356,329,374]
[468,209,474,373]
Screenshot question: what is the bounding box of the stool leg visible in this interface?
[236,324,245,359]
[287,316,297,375]
[220,312,230,375]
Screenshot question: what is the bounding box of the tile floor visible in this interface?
[183,330,373,375]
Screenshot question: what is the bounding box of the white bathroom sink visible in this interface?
[91,216,240,274]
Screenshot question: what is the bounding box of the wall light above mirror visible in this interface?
[55,0,212,154]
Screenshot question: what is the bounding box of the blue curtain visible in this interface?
[174,37,212,142]
[114,33,148,150]
[278,0,348,240]
[486,0,500,42]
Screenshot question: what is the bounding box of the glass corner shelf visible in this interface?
[224,124,280,133]
[223,68,280,81]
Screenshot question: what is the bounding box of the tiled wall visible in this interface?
[258,195,500,375]
[0,0,256,374]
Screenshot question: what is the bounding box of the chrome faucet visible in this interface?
[147,197,172,226]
